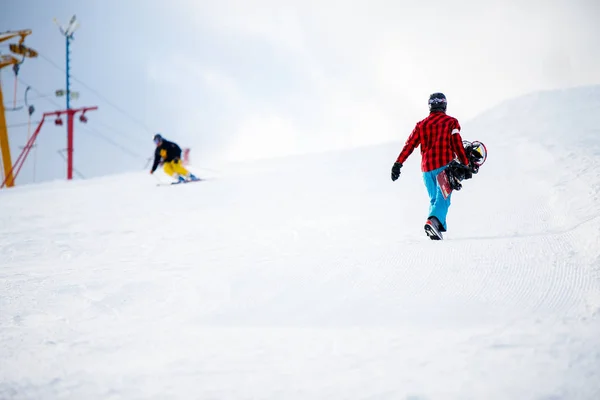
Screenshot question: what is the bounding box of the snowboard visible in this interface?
[436,170,453,199]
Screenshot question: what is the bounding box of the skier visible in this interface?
[390,92,471,240]
[150,133,198,183]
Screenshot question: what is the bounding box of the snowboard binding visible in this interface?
[437,140,487,196]
[463,140,487,174]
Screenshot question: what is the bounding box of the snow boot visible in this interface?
[428,215,446,232]
[424,218,443,240]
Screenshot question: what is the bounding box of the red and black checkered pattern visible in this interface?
[395,112,470,172]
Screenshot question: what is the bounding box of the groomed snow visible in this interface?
[1,86,600,399]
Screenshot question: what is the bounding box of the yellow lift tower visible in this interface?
[0,29,38,188]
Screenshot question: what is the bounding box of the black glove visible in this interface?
[391,162,402,181]
[468,162,479,175]
[457,163,473,180]
[447,161,471,181]
[463,166,473,180]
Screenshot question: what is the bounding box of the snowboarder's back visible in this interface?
[396,110,469,172]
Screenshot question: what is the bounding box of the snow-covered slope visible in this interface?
[1,86,599,399]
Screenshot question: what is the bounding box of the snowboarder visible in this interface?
[150,133,198,183]
[390,92,472,240]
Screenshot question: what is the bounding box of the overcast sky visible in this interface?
[2,0,599,184]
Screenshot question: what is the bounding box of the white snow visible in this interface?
[1,86,600,399]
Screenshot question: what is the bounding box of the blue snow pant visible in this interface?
[422,164,451,231]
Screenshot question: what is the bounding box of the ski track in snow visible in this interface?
[2,90,600,399]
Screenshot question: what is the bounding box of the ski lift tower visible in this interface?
[0,29,38,188]
[54,15,83,180]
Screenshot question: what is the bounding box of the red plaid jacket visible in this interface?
[395,111,470,172]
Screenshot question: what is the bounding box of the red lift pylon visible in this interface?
[0,105,97,189]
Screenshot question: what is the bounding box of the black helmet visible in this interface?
[153,133,163,143]
[428,92,447,112]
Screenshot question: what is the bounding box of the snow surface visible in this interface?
[1,86,600,399]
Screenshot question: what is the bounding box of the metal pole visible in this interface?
[66,34,71,111]
[67,110,74,180]
[1,114,47,189]
[54,16,79,181]
[0,82,14,187]
[65,34,74,179]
